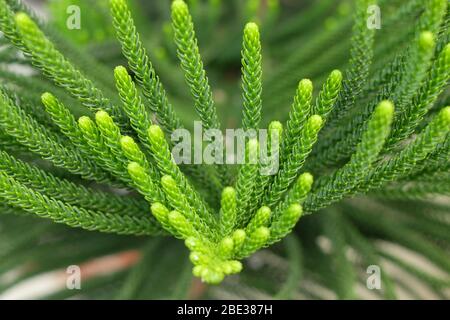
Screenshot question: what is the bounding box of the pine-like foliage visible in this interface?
[0,0,449,299]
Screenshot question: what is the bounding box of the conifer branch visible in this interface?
[265,115,323,209]
[0,172,162,236]
[109,0,182,133]
[305,101,395,211]
[171,0,219,130]
[13,13,125,124]
[0,89,109,182]
[241,22,263,130]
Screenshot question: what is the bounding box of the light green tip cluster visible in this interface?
[172,0,188,13]
[40,92,55,106]
[222,186,235,197]
[14,12,31,27]
[148,124,165,140]
[299,172,314,188]
[136,165,310,284]
[377,100,395,116]
[120,136,146,166]
[308,114,323,130]
[244,22,259,40]
[440,106,450,121]
[269,120,283,134]
[114,65,128,79]
[95,110,112,125]
[268,204,302,244]
[419,31,435,50]
[120,135,135,149]
[127,161,142,176]
[78,116,95,131]
[299,78,313,93]
[330,69,343,83]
